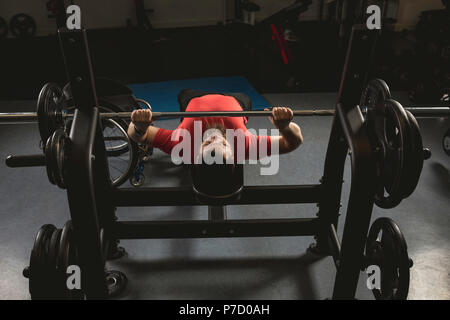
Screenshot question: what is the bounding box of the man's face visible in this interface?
[201,129,233,163]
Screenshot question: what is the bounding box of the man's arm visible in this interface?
[127,109,159,145]
[266,107,303,154]
[277,122,303,154]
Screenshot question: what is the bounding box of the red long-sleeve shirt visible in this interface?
[152,94,272,162]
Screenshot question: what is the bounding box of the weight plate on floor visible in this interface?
[47,228,63,297]
[443,129,450,156]
[48,228,62,271]
[0,16,8,39]
[58,220,84,299]
[401,111,424,198]
[37,83,65,145]
[365,217,411,300]
[28,224,56,299]
[9,13,36,38]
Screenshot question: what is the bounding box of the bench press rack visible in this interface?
[9,25,400,299]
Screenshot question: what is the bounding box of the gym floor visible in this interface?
[0,92,449,300]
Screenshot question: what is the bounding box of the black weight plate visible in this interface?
[53,129,69,189]
[443,128,450,156]
[58,221,73,299]
[45,129,69,189]
[37,83,65,145]
[382,101,409,193]
[361,78,392,159]
[360,78,392,112]
[401,111,424,198]
[366,217,411,300]
[47,228,63,297]
[0,16,8,39]
[58,221,84,299]
[373,99,410,209]
[9,13,36,38]
[45,134,56,185]
[65,103,138,188]
[29,224,56,299]
[48,228,62,270]
[58,221,74,276]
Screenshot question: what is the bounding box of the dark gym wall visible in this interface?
[0,0,321,100]
[0,0,221,36]
[0,0,324,37]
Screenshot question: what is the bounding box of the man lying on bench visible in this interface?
[127,90,303,165]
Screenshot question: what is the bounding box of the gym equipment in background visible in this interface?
[9,13,37,38]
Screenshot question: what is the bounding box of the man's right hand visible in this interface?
[131,109,153,134]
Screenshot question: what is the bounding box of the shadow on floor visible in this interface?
[109,253,326,300]
[430,162,450,196]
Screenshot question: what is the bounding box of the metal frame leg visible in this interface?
[208,206,227,221]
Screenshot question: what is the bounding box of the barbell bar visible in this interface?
[0,106,449,123]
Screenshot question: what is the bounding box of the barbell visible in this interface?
[0,106,449,122]
[0,109,329,122]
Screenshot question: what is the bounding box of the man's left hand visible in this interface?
[265,107,294,130]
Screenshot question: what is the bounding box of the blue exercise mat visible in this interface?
[128,76,270,112]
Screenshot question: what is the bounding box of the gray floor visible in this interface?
[0,93,449,300]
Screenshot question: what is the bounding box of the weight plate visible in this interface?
[9,13,36,38]
[103,118,131,156]
[371,99,410,209]
[102,117,139,187]
[45,129,69,189]
[58,221,84,299]
[401,111,424,198]
[37,83,65,145]
[48,228,62,271]
[47,228,63,297]
[443,129,450,156]
[45,134,56,185]
[53,129,69,189]
[360,78,392,112]
[365,217,411,300]
[58,221,73,299]
[29,224,56,299]
[65,103,138,188]
[361,80,401,208]
[0,16,8,39]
